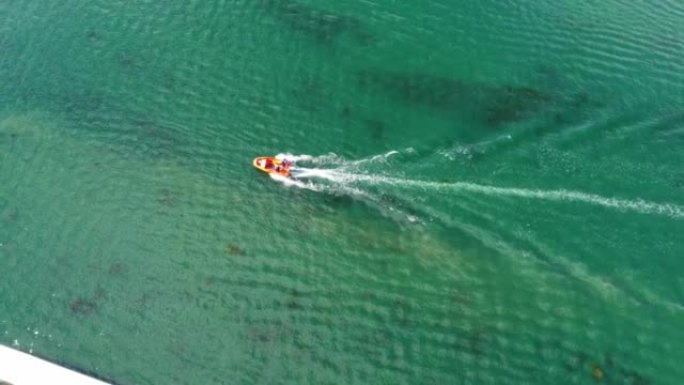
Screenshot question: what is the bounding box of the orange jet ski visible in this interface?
[253,156,292,177]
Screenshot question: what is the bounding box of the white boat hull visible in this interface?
[0,345,110,385]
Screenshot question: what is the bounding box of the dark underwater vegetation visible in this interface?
[357,69,560,126]
[260,0,375,45]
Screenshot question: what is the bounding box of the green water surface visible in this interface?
[1,1,683,384]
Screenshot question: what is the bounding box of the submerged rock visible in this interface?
[70,298,97,315]
[592,363,604,381]
[227,244,245,256]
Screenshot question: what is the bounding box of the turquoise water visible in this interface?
[1,1,683,384]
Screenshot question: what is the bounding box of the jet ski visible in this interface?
[253,156,293,177]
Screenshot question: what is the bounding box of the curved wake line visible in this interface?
[323,173,684,219]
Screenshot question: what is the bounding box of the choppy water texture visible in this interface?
[1,1,684,384]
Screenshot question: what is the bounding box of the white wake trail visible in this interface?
[270,152,684,219]
[276,149,406,169]
[328,173,684,219]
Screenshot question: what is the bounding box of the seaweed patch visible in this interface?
[85,29,101,43]
[484,85,553,125]
[1,205,18,223]
[357,69,556,127]
[284,298,305,310]
[93,116,182,160]
[291,76,330,112]
[118,52,137,72]
[157,188,176,207]
[109,261,127,276]
[70,285,109,316]
[61,91,107,114]
[340,105,353,118]
[357,70,474,109]
[558,347,650,384]
[261,0,373,45]
[246,324,292,344]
